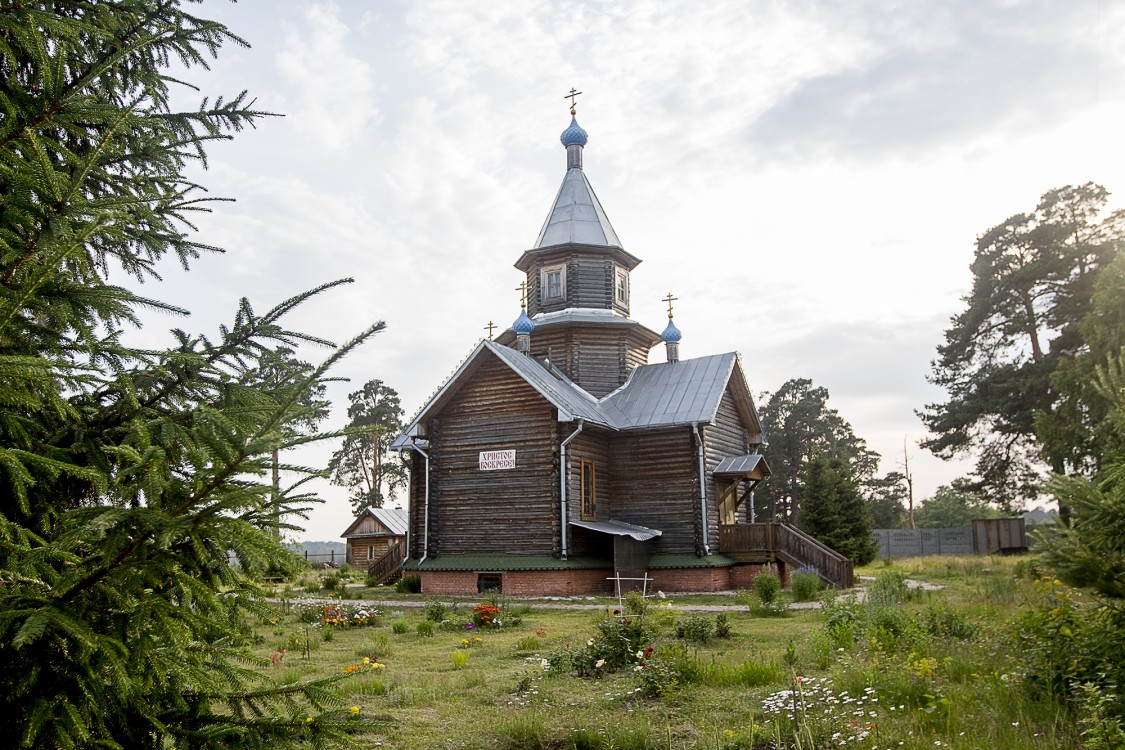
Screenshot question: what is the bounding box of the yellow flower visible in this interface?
[349,706,360,715]
[305,717,314,724]
[363,657,370,664]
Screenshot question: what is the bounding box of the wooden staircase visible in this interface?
[365,543,406,586]
[719,522,854,590]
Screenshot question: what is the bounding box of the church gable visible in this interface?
[425,356,560,556]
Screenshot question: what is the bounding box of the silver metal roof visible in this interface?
[534,168,622,249]
[602,353,738,428]
[392,344,759,450]
[342,506,408,537]
[713,454,771,478]
[569,519,662,541]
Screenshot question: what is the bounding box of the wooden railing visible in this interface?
[719,523,854,590]
[365,543,406,585]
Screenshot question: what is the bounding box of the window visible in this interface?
[477,573,502,593]
[616,270,629,304]
[367,545,375,561]
[541,264,565,301]
[581,459,596,520]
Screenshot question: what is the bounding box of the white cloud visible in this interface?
[275,0,380,151]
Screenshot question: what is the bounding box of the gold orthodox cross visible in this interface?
[663,292,678,319]
[484,321,497,339]
[515,281,528,309]
[565,87,582,116]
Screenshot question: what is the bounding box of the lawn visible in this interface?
[250,556,1080,749]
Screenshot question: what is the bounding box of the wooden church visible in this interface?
[390,99,851,595]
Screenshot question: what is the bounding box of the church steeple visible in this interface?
[503,93,661,397]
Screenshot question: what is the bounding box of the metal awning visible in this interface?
[569,519,662,541]
[713,454,771,479]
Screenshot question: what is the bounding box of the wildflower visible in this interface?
[363,657,370,664]
[595,659,605,668]
[306,717,314,724]
[349,706,360,715]
[587,639,594,647]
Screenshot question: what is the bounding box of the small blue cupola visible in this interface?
[514,307,535,354]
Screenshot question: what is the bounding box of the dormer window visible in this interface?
[616,270,629,304]
[542,265,565,301]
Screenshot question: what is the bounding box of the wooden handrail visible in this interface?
[366,543,406,585]
[718,522,854,590]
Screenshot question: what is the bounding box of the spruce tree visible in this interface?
[0,2,384,747]
[801,456,877,565]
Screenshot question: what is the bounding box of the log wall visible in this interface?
[525,250,630,318]
[702,388,753,547]
[607,427,699,554]
[565,429,611,557]
[421,357,559,556]
[529,324,651,398]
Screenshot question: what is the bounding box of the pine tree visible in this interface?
[0,2,384,746]
[328,379,407,513]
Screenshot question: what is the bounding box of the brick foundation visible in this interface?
[728,561,788,589]
[419,563,789,596]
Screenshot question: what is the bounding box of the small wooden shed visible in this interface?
[342,507,408,569]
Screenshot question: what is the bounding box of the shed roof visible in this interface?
[341,507,408,538]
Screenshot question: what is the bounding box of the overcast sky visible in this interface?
[135,0,1125,541]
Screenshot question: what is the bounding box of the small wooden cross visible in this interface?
[662,292,678,319]
[515,280,528,308]
[484,321,497,340]
[564,87,582,116]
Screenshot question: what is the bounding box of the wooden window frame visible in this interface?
[616,269,629,304]
[581,459,596,520]
[542,264,565,301]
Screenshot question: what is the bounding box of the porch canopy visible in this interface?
[714,454,771,525]
[569,519,662,541]
[713,454,770,480]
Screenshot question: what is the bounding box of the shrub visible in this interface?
[754,571,781,605]
[675,615,713,644]
[714,612,732,639]
[790,570,822,602]
[635,643,702,698]
[392,621,409,635]
[321,627,333,642]
[396,575,421,593]
[921,603,978,640]
[424,600,447,622]
[416,621,435,637]
[515,636,541,653]
[472,603,503,628]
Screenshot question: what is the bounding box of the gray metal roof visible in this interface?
[534,168,622,249]
[713,454,771,478]
[342,506,408,538]
[392,344,760,450]
[602,353,738,428]
[570,519,662,541]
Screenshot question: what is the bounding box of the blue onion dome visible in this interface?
[661,318,682,343]
[560,117,588,147]
[513,308,536,335]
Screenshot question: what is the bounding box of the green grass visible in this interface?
[249,556,1083,749]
